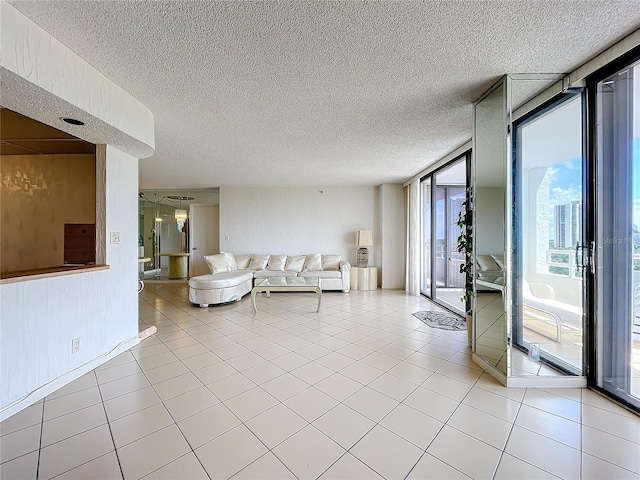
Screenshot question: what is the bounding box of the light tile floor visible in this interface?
[2,285,639,479]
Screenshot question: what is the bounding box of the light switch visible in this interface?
[110,232,121,244]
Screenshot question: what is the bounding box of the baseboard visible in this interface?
[0,335,140,422]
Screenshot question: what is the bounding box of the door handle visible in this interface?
[192,247,197,251]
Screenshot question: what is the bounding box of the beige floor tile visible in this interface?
[98,373,151,402]
[206,372,256,401]
[178,403,241,448]
[162,335,200,351]
[427,425,502,479]
[242,362,287,384]
[131,343,171,360]
[261,373,309,401]
[142,452,209,480]
[43,386,103,420]
[0,403,43,436]
[245,403,307,448]
[522,389,581,423]
[403,386,460,422]
[223,386,279,421]
[231,451,296,479]
[110,403,174,448]
[163,386,220,421]
[516,403,581,449]
[290,362,335,384]
[143,361,190,384]
[46,373,98,400]
[0,450,38,480]
[95,361,143,384]
[505,425,581,479]
[379,403,443,449]
[447,404,512,450]
[226,351,267,371]
[582,452,640,480]
[313,404,375,449]
[386,361,434,385]
[297,343,333,360]
[55,451,122,480]
[283,387,340,422]
[316,351,356,371]
[419,344,458,360]
[421,373,473,402]
[473,373,526,402]
[180,351,223,371]
[117,424,191,479]
[272,425,345,480]
[339,362,385,385]
[195,424,268,479]
[462,387,521,423]
[368,373,418,401]
[253,343,291,361]
[336,344,374,360]
[0,424,41,464]
[582,425,640,474]
[582,403,640,444]
[318,453,384,479]
[192,361,238,385]
[38,425,114,479]
[103,386,161,421]
[214,343,251,360]
[406,452,470,479]
[360,352,401,371]
[404,351,447,371]
[315,373,364,401]
[95,351,136,371]
[350,425,423,480]
[153,372,203,401]
[136,352,181,371]
[494,453,557,480]
[41,403,107,447]
[343,386,399,422]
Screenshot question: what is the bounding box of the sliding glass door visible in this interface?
[421,154,469,315]
[591,55,640,411]
[513,93,585,375]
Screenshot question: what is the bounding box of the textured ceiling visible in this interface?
[8,1,640,187]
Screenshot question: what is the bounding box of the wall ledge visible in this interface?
[0,265,110,285]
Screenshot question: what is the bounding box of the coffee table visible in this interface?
[251,277,321,312]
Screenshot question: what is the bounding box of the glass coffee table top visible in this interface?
[252,276,321,312]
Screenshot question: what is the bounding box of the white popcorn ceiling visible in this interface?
[8,1,640,188]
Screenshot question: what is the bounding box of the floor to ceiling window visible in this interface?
[513,93,585,375]
[420,154,470,315]
[590,53,640,412]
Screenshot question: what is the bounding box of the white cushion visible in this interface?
[204,253,233,274]
[235,254,250,270]
[249,254,269,271]
[299,270,341,279]
[304,254,322,271]
[476,254,500,272]
[490,254,505,270]
[189,271,253,289]
[253,270,298,279]
[223,252,237,271]
[321,254,341,271]
[267,255,287,271]
[285,255,306,272]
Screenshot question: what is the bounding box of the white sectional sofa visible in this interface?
[189,253,351,307]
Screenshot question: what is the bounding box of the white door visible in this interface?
[189,204,219,277]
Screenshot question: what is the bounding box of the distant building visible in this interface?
[554,201,582,248]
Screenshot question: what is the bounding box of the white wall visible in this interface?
[219,187,379,266]
[0,146,139,415]
[380,184,405,288]
[476,187,505,256]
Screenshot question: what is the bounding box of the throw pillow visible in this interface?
[285,255,306,272]
[267,255,287,271]
[249,254,269,271]
[204,253,233,274]
[235,254,251,270]
[304,254,323,271]
[476,254,500,272]
[321,254,341,271]
[223,252,237,271]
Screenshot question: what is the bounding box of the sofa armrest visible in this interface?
[339,260,351,292]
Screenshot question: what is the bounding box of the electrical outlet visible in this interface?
[529,342,540,362]
[225,235,230,241]
[110,232,120,244]
[71,337,80,354]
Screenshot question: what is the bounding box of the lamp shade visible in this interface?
[356,230,373,247]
